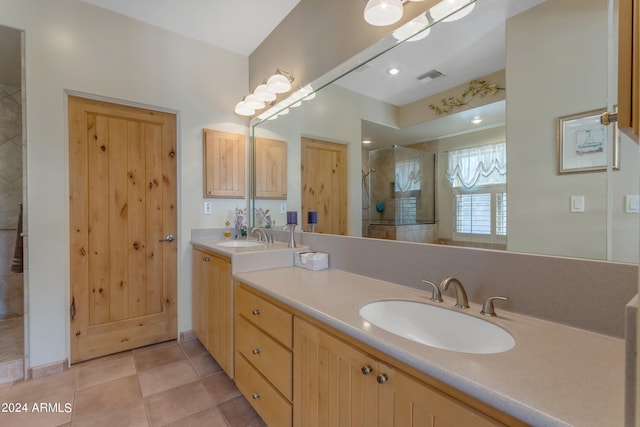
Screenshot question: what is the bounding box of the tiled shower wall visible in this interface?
[0,83,23,319]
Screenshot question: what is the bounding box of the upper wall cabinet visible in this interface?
[618,0,639,140]
[254,137,287,199]
[203,129,245,198]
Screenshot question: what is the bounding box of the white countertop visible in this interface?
[234,267,624,427]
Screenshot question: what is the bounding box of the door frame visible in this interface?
[64,90,181,364]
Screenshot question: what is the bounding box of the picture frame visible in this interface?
[557,108,620,174]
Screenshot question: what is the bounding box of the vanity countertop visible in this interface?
[234,266,624,427]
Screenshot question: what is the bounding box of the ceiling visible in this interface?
[80,0,301,56]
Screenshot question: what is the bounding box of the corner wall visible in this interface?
[0,0,249,367]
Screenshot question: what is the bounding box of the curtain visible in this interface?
[446,142,506,188]
[395,157,422,192]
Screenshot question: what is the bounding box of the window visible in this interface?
[447,143,506,242]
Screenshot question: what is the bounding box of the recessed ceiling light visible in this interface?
[471,116,482,124]
[387,67,401,76]
[362,140,372,144]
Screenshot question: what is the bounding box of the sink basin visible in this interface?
[216,240,265,248]
[359,300,515,354]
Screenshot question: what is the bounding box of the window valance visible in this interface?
[446,142,506,188]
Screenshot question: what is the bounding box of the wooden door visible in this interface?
[301,137,348,235]
[69,96,177,363]
[293,318,378,427]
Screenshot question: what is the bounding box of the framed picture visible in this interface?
[557,108,620,174]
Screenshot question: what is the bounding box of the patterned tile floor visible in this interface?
[0,339,266,427]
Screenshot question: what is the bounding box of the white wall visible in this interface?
[0,0,249,367]
[506,0,639,262]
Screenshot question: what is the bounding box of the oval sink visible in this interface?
[216,240,265,248]
[359,300,514,354]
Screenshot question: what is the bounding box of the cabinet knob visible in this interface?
[252,393,261,400]
[202,257,211,262]
[376,373,389,384]
[251,309,260,316]
[361,365,373,375]
[252,348,261,355]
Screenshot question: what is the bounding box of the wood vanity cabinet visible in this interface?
[294,317,516,427]
[203,129,245,198]
[191,247,233,377]
[232,284,525,427]
[234,284,293,427]
[254,137,287,199]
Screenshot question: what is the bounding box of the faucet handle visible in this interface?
[421,280,443,303]
[481,296,510,317]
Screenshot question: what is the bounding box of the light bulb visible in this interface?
[364,0,404,26]
[267,73,292,94]
[430,0,475,22]
[234,101,254,116]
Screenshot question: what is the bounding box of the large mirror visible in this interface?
[251,0,640,263]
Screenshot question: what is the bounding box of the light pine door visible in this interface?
[301,137,348,235]
[69,96,177,363]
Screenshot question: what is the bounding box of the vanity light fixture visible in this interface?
[364,0,425,27]
[429,0,475,23]
[253,83,277,102]
[234,69,295,117]
[234,99,255,116]
[266,69,294,94]
[392,13,430,42]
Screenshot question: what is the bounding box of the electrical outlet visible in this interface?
[280,202,287,214]
[204,201,213,215]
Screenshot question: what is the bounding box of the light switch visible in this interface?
[626,195,640,214]
[203,201,212,215]
[280,202,287,214]
[570,196,584,213]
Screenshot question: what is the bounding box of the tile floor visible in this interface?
[0,339,267,427]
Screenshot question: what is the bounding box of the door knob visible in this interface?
[159,234,175,242]
[600,111,618,126]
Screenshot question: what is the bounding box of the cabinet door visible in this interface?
[254,137,287,199]
[618,0,639,138]
[378,362,505,427]
[203,129,245,197]
[293,318,378,427]
[191,249,210,349]
[207,255,233,377]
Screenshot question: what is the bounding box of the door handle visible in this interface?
[159,234,175,243]
[600,111,618,126]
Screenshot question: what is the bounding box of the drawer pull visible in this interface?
[251,309,261,316]
[376,373,389,384]
[252,392,261,400]
[361,365,373,375]
[252,348,261,355]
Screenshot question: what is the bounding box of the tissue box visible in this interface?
[294,251,328,271]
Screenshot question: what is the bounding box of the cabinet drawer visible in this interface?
[235,353,292,427]
[236,315,292,400]
[236,285,292,347]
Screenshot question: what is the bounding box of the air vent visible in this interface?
[417,69,446,82]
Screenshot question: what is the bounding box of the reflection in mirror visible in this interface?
[251,0,640,263]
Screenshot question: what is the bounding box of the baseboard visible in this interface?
[28,358,68,380]
[0,358,24,384]
[179,330,197,342]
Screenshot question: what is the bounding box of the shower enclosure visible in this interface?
[366,146,436,242]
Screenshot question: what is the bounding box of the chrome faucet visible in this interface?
[421,280,443,302]
[440,277,470,309]
[251,227,267,242]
